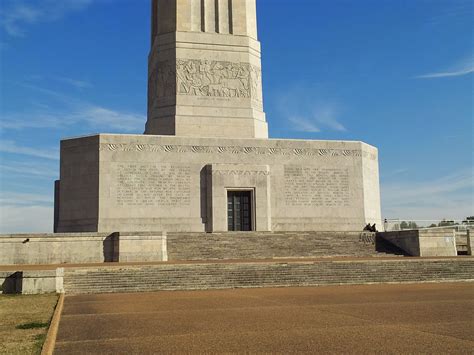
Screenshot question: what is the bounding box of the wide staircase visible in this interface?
[57,231,471,294]
[63,258,474,294]
[166,231,404,260]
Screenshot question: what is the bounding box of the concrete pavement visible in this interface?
[55,283,474,354]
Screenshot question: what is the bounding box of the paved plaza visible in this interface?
[55,283,473,354]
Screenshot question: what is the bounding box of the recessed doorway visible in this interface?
[227,191,253,231]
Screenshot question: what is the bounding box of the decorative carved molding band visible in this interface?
[211,170,270,176]
[149,59,263,101]
[100,144,377,160]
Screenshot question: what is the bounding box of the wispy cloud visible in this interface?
[0,161,58,179]
[0,140,59,160]
[1,106,145,132]
[0,205,53,233]
[416,56,473,79]
[427,1,472,27]
[381,168,409,179]
[0,0,93,37]
[416,68,473,79]
[0,84,145,133]
[26,75,93,89]
[277,87,347,133]
[0,192,53,206]
[288,117,321,133]
[0,191,54,233]
[382,169,474,221]
[81,106,145,132]
[52,76,93,89]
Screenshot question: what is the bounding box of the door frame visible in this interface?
[226,188,256,232]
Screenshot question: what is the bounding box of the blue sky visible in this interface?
[0,0,472,233]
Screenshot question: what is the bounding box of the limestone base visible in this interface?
[56,134,382,233]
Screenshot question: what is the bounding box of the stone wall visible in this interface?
[0,233,166,265]
[418,229,457,256]
[57,134,382,233]
[0,270,59,294]
[3,258,472,295]
[468,230,473,256]
[58,136,100,232]
[379,228,457,257]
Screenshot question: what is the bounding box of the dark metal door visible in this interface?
[227,191,252,231]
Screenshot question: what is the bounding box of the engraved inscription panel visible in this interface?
[115,164,191,207]
[284,166,350,207]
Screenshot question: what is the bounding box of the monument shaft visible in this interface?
[146,0,268,139]
[55,1,382,234]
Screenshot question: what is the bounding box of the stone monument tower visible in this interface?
[146,0,268,138]
[55,0,382,234]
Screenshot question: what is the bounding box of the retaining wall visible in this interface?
[379,229,457,257]
[0,269,60,294]
[2,258,472,295]
[0,232,166,265]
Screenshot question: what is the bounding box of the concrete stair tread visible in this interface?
[62,258,474,294]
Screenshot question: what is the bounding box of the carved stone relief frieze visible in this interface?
[149,59,263,102]
[99,144,377,161]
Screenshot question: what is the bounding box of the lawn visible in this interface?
[0,294,58,354]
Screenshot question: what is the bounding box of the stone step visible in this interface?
[165,231,398,261]
[63,259,474,294]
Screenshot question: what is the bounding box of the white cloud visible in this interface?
[381,169,474,221]
[80,106,145,132]
[381,168,408,179]
[0,191,54,233]
[0,0,93,37]
[0,205,53,233]
[52,76,93,90]
[1,106,145,133]
[0,192,53,206]
[416,68,473,79]
[0,161,58,178]
[0,140,59,160]
[277,88,347,133]
[312,106,346,132]
[57,77,92,89]
[0,112,64,130]
[0,84,145,133]
[289,117,321,133]
[26,75,93,89]
[416,56,473,79]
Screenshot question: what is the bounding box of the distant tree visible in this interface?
[399,221,418,230]
[428,224,437,228]
[462,216,474,225]
[438,219,455,227]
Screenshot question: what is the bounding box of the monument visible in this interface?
[146,0,267,138]
[55,0,382,233]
